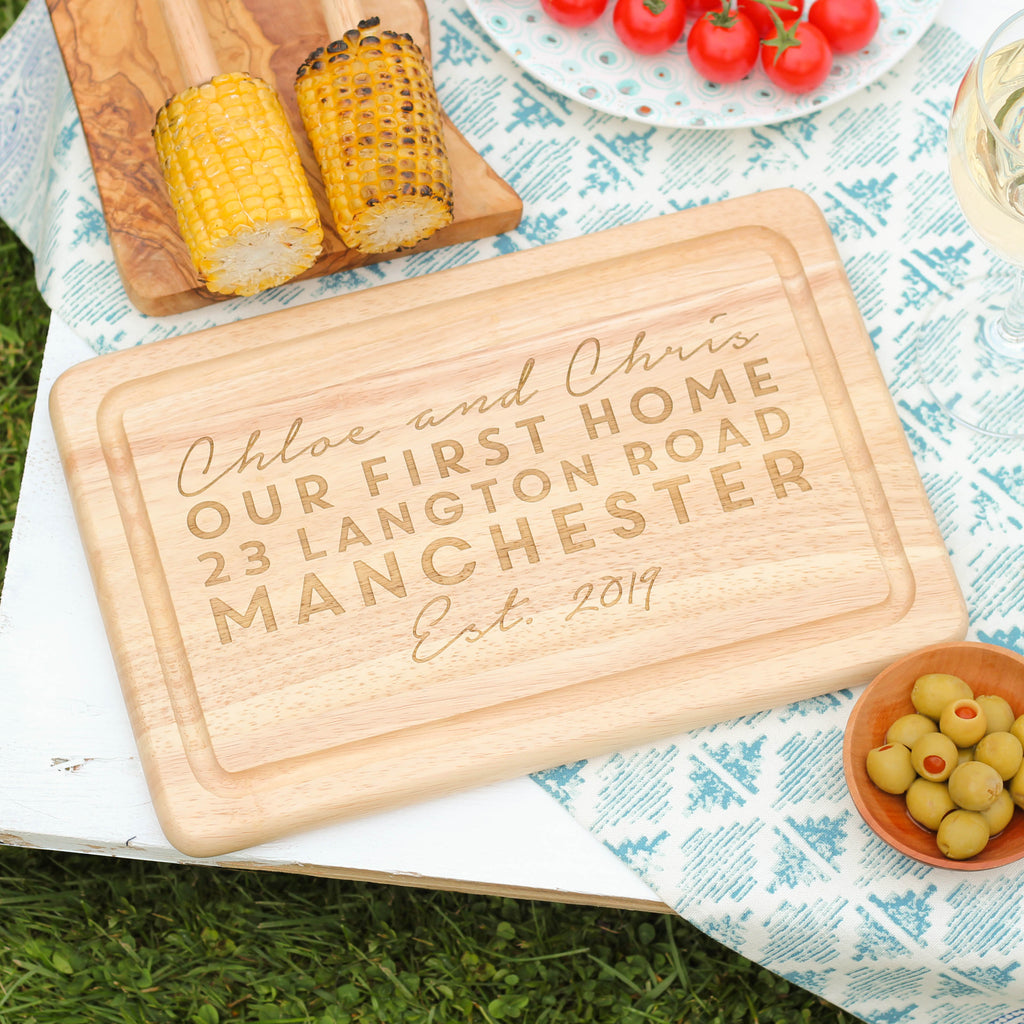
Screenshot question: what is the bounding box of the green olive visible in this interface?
[885,713,938,748]
[936,810,990,859]
[980,789,1016,836]
[911,673,974,719]
[947,760,1003,811]
[905,778,955,832]
[1011,714,1024,749]
[910,732,958,782]
[1010,761,1024,811]
[866,743,916,794]
[957,746,975,765]
[939,699,988,747]
[977,694,1015,734]
[974,731,1024,781]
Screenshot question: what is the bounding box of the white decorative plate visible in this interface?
[465,0,942,128]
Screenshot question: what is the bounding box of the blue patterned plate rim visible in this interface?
[465,0,942,129]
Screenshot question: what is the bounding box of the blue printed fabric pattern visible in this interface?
[2,3,1023,1023]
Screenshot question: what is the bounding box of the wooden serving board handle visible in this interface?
[319,0,431,56]
[156,0,219,87]
[321,0,362,41]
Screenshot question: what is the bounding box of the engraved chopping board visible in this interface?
[45,0,522,316]
[50,190,967,857]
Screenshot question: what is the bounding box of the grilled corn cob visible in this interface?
[295,18,454,254]
[153,71,324,296]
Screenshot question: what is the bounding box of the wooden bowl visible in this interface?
[844,641,1024,870]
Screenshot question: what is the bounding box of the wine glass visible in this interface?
[916,10,1024,440]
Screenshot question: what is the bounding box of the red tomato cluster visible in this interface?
[539,0,881,95]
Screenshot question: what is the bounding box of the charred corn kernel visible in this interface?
[153,71,323,297]
[295,17,454,254]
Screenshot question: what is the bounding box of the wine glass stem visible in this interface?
[999,267,1024,353]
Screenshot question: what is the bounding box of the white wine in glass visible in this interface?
[919,11,1024,439]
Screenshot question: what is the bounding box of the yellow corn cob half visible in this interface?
[295,17,454,255]
[153,71,324,297]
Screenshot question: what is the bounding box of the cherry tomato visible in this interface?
[736,0,804,39]
[687,9,759,83]
[613,0,688,54]
[685,0,722,15]
[761,19,833,93]
[540,0,609,27]
[807,0,880,53]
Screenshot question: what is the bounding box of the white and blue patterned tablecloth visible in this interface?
[2,1,1023,1022]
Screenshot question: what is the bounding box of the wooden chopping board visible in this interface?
[44,0,523,316]
[50,189,967,858]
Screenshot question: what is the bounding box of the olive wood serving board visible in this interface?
[50,190,967,857]
[44,0,523,316]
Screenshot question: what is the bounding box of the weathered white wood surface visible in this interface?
[0,313,664,909]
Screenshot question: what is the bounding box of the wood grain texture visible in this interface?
[44,0,522,316]
[49,190,968,858]
[156,0,220,85]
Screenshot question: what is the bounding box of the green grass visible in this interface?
[0,3,860,1021]
[0,851,858,1024]
[0,221,48,585]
